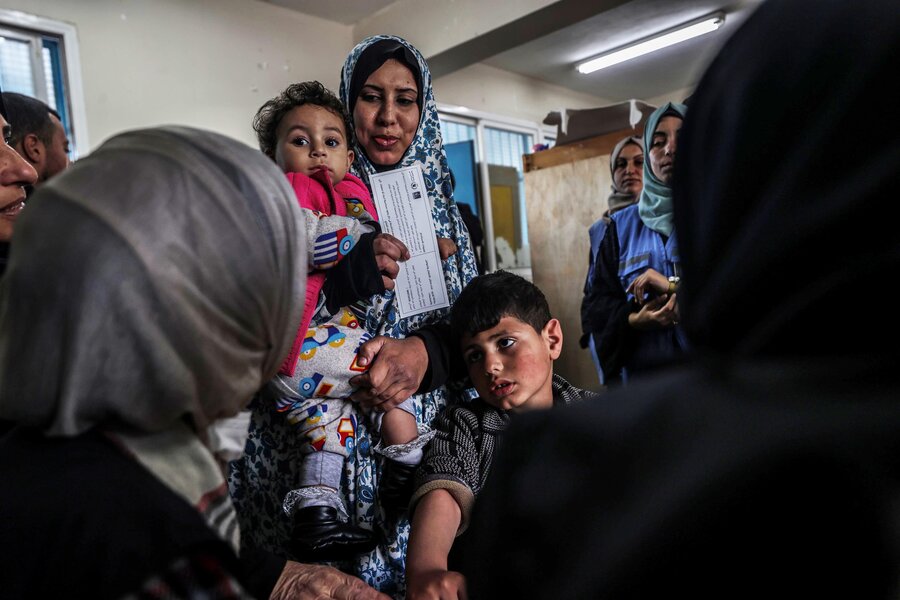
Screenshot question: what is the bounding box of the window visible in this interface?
[0,9,88,158]
[440,107,555,277]
[442,120,476,145]
[482,126,532,271]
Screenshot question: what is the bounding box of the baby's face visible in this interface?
[460,316,560,413]
[274,104,353,186]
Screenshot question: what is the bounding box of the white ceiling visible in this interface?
[483,0,764,102]
[264,0,765,103]
[265,0,396,25]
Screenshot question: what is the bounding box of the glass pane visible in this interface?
[0,36,36,95]
[484,126,533,271]
[42,46,57,111]
[440,119,483,271]
[0,26,74,158]
[440,119,476,144]
[42,37,73,155]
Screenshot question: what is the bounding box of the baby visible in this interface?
[254,81,430,561]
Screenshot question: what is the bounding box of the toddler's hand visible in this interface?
[436,237,457,260]
[373,233,410,290]
[350,336,428,411]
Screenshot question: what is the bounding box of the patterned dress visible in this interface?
[229,35,479,598]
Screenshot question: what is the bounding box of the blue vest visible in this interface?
[611,205,687,379]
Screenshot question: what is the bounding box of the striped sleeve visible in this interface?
[410,405,483,533]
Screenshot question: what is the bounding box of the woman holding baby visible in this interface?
[231,36,478,598]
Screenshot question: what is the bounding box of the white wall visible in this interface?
[354,0,615,128]
[645,86,694,108]
[3,0,640,151]
[354,0,557,57]
[2,0,352,149]
[435,63,611,126]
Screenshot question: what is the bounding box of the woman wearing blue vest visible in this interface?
[580,135,644,385]
[588,102,688,385]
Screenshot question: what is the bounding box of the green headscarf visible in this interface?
[639,101,687,236]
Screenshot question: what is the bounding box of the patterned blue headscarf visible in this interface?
[639,101,687,237]
[341,35,479,340]
[230,38,478,597]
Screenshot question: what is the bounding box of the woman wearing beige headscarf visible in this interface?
[580,135,644,385]
[0,127,387,599]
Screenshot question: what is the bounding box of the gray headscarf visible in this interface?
[0,126,305,436]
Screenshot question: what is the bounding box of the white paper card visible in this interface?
[369,165,449,318]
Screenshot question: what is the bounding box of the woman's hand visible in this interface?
[374,234,410,290]
[270,562,390,600]
[627,293,678,330]
[406,569,468,600]
[626,268,669,305]
[350,336,428,410]
[436,237,457,260]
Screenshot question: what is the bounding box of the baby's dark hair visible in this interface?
[253,81,353,159]
[450,270,552,341]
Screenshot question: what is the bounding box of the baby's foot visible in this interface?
[290,505,376,561]
[379,459,418,514]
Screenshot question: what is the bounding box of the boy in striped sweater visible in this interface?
[406,271,600,597]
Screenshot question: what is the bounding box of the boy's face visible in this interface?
[460,316,562,413]
[274,104,354,186]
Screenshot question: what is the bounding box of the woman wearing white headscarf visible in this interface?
[580,135,644,384]
[0,126,387,599]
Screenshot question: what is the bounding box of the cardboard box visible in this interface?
[544,100,657,146]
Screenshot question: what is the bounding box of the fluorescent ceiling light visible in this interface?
[577,12,725,75]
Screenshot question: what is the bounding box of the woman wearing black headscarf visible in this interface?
[461,0,900,597]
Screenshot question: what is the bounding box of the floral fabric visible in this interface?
[230,35,478,598]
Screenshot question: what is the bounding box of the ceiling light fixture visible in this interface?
[576,12,726,75]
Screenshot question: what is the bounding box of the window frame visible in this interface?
[0,25,49,99]
[0,8,89,158]
[438,104,556,274]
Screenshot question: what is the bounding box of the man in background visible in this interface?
[2,92,70,194]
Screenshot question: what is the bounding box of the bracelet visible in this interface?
[667,276,680,295]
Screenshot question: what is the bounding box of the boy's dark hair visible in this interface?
[2,92,61,148]
[450,270,552,340]
[253,81,353,159]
